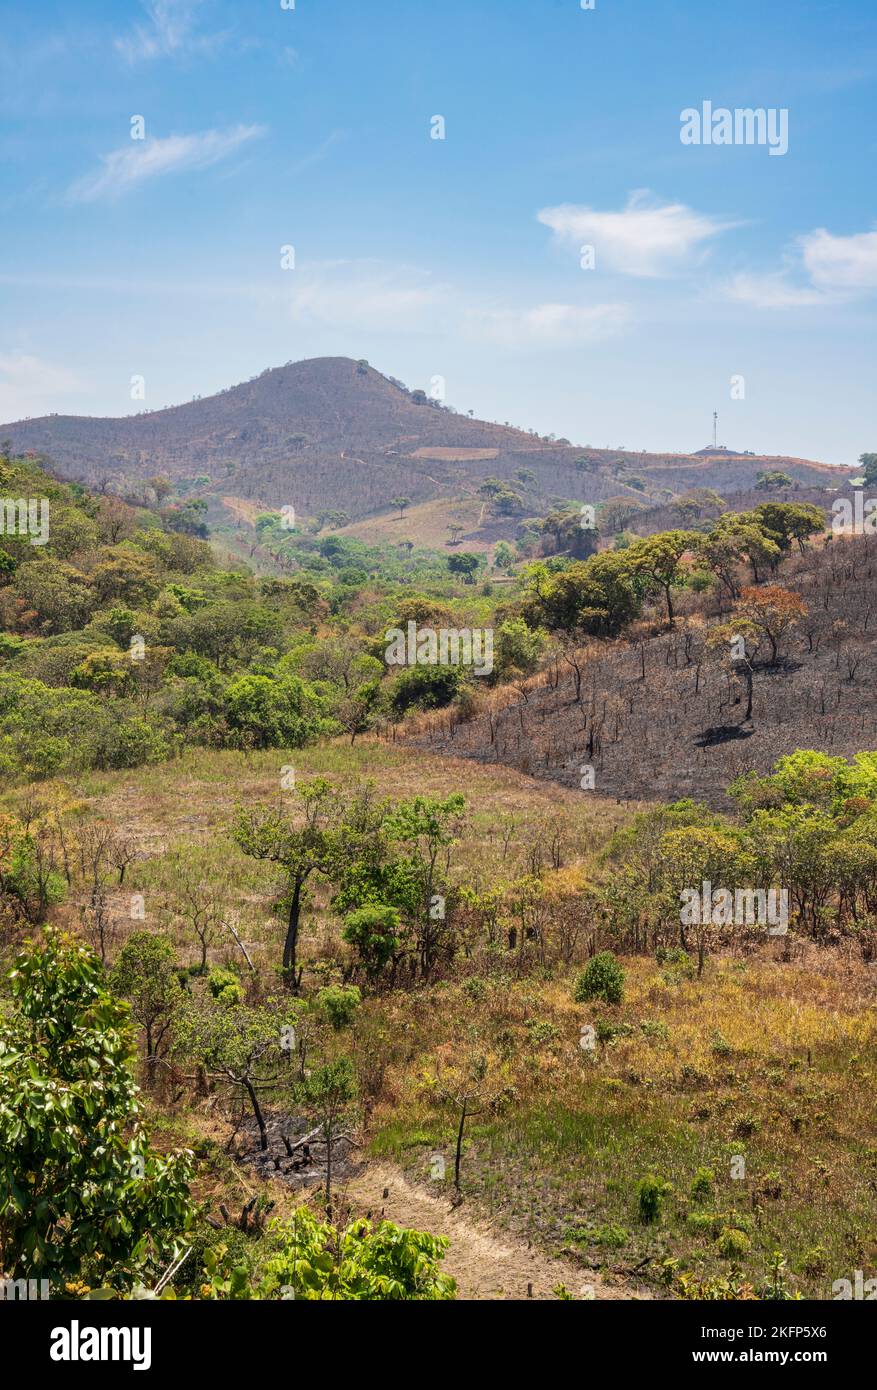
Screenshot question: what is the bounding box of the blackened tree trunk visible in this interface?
[243,1076,268,1151]
[454,1102,467,1191]
[283,877,304,984]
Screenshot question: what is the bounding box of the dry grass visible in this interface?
[9,738,874,1300]
[366,953,877,1299]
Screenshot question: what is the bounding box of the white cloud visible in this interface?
[726,225,877,308]
[0,352,84,420]
[800,227,877,293]
[725,272,825,309]
[287,261,446,331]
[538,191,737,278]
[68,125,266,202]
[465,301,631,346]
[115,0,221,64]
[282,260,631,345]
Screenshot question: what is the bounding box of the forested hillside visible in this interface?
[2,448,876,1307]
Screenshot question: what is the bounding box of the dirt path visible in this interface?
[345,1163,649,1301]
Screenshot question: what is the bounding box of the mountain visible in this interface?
[1,356,846,531]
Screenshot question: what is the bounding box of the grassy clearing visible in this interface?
[10,738,874,1299]
[365,954,877,1298]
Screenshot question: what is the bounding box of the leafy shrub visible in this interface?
[226,1207,457,1300]
[732,1112,759,1138]
[686,1211,720,1236]
[389,663,464,715]
[658,947,696,984]
[223,673,327,750]
[595,1017,634,1044]
[525,1018,559,1046]
[463,977,488,1001]
[640,1019,669,1041]
[341,904,401,981]
[690,1166,715,1202]
[574,951,625,1005]
[0,932,192,1287]
[637,1174,673,1224]
[316,984,362,1031]
[717,1226,752,1258]
[208,968,242,1005]
[567,1222,630,1250]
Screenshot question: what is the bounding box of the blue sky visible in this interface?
[1,0,875,463]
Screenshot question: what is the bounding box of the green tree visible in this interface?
[175,997,291,1151]
[628,530,698,628]
[294,1057,357,1210]
[223,673,326,750]
[110,931,183,1065]
[385,793,465,977]
[751,502,824,556]
[858,453,877,486]
[573,950,625,1004]
[523,550,640,635]
[233,779,338,984]
[0,932,193,1287]
[658,826,746,969]
[333,677,383,745]
[342,904,402,981]
[755,470,793,490]
[432,1049,509,1192]
[447,552,480,583]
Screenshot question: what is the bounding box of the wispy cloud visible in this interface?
[115,0,224,64]
[287,261,445,331]
[67,125,266,203]
[801,227,877,294]
[727,225,877,308]
[726,272,825,310]
[0,352,84,420]
[287,130,345,178]
[465,301,631,347]
[538,190,738,278]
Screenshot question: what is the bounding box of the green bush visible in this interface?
[637,1174,673,1224]
[204,1206,457,1300]
[0,932,193,1286]
[717,1226,751,1258]
[316,984,361,1031]
[574,951,625,1005]
[690,1166,715,1201]
[595,1017,634,1044]
[208,967,242,1005]
[640,1019,669,1041]
[525,1018,559,1046]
